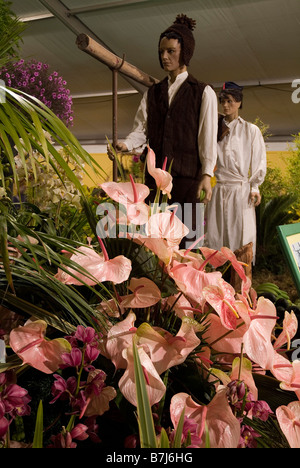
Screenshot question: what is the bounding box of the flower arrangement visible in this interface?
[0,146,299,449]
[14,132,84,212]
[0,58,73,126]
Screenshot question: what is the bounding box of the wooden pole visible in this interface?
[112,68,118,182]
[76,33,159,88]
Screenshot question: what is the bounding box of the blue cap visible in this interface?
[222,81,243,91]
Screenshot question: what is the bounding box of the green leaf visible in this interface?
[32,400,43,448]
[204,422,210,448]
[173,407,185,448]
[132,338,157,449]
[159,428,170,448]
[0,214,14,292]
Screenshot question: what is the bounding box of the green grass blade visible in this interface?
[32,400,43,448]
[0,214,14,292]
[132,339,157,449]
[159,428,170,448]
[173,407,185,448]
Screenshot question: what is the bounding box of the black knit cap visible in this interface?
[159,14,196,68]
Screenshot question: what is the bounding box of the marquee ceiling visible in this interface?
[9,0,300,145]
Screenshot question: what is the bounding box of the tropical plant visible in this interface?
[0,17,109,340]
[256,193,298,269]
[0,0,26,66]
[256,132,300,270]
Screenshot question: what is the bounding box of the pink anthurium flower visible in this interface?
[270,352,295,385]
[174,243,207,269]
[101,176,150,225]
[145,209,189,247]
[55,240,131,285]
[200,246,248,284]
[241,297,278,370]
[169,260,222,308]
[9,320,71,374]
[130,234,178,265]
[276,401,300,448]
[146,146,173,198]
[120,277,161,308]
[105,312,137,370]
[195,346,213,369]
[135,318,201,375]
[170,388,240,448]
[202,279,240,330]
[273,311,298,351]
[205,387,241,448]
[278,359,300,397]
[118,344,166,407]
[101,176,149,206]
[203,311,246,355]
[165,293,195,319]
[170,393,207,444]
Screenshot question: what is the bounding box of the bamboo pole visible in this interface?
[76,33,159,88]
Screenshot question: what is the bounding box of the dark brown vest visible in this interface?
[146,74,207,180]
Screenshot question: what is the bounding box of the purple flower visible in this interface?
[75,325,96,345]
[48,424,89,448]
[0,414,9,439]
[252,400,273,422]
[0,59,73,126]
[238,424,261,448]
[1,384,30,413]
[85,370,106,398]
[0,373,31,439]
[61,347,82,368]
[50,375,77,404]
[84,344,100,364]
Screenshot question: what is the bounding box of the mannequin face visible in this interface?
[159,37,186,78]
[220,95,241,120]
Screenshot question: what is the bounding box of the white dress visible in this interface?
[205,116,267,262]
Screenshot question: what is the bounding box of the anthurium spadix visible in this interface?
[9,320,71,374]
[202,279,240,330]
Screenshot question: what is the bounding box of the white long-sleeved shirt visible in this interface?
[205,116,267,259]
[123,71,218,177]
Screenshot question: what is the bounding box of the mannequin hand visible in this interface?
[107,142,128,159]
[197,175,212,205]
[249,192,261,206]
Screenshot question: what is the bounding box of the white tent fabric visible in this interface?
[9,0,300,145]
